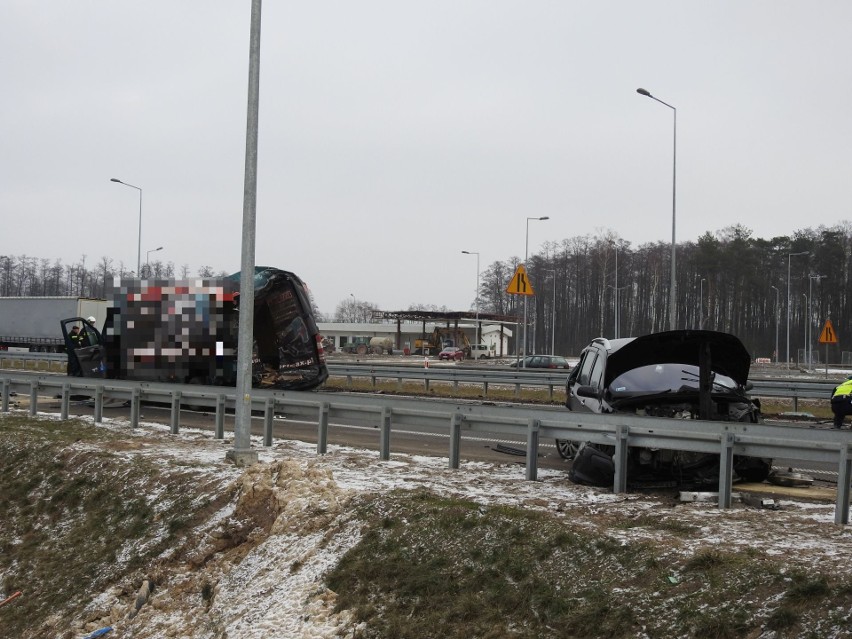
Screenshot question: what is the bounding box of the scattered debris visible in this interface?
[767,469,815,488]
[0,591,21,608]
[740,494,780,510]
[679,492,743,504]
[83,627,113,639]
[128,579,154,619]
[494,444,526,457]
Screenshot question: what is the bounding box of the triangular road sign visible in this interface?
[819,319,838,344]
[506,264,535,296]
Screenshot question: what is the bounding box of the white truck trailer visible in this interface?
[0,297,107,352]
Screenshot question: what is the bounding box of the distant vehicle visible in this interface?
[561,330,771,488]
[60,266,328,391]
[468,344,492,360]
[415,327,470,356]
[0,297,107,352]
[438,346,465,361]
[509,355,571,369]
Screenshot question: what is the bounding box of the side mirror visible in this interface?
[576,385,600,399]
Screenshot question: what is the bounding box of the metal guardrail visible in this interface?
[0,354,840,405]
[2,370,852,524]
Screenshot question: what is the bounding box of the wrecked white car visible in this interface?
[559,330,772,487]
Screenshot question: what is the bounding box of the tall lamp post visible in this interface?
[461,250,481,344]
[770,285,779,363]
[145,246,163,278]
[545,269,556,353]
[698,278,706,329]
[786,251,809,369]
[110,178,142,275]
[636,88,677,331]
[523,216,549,366]
[808,274,826,367]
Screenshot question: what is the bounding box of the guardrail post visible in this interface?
[449,413,462,469]
[2,378,10,413]
[29,381,38,416]
[60,383,70,420]
[131,387,141,428]
[94,385,104,423]
[215,394,226,439]
[263,397,274,447]
[396,376,403,393]
[317,402,329,454]
[346,375,353,388]
[170,391,181,434]
[525,418,540,481]
[547,384,554,402]
[836,444,851,525]
[483,381,489,397]
[379,407,391,461]
[718,432,735,509]
[514,383,521,399]
[612,425,629,494]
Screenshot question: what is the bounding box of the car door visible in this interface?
[61,318,105,378]
[568,348,600,412]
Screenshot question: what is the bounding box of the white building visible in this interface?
[318,322,512,357]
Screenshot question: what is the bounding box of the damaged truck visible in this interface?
[60,266,328,391]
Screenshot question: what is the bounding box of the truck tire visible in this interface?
[356,344,368,356]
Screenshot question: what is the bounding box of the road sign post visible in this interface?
[819,318,838,378]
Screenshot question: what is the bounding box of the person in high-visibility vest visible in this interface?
[831,375,852,428]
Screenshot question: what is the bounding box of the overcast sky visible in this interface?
[3,2,851,316]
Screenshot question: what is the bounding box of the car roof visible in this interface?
[602,330,752,386]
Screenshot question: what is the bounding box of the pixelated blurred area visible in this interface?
[103,268,327,390]
[104,279,238,384]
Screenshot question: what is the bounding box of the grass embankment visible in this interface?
[328,490,852,639]
[0,415,234,638]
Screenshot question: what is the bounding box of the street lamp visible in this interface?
[786,251,809,369]
[145,246,163,278]
[636,88,677,331]
[110,178,143,275]
[698,278,706,330]
[770,285,779,364]
[523,216,549,366]
[545,269,556,353]
[802,293,808,367]
[461,251,481,345]
[607,284,630,339]
[808,274,826,367]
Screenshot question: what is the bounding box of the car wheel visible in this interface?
[555,439,581,460]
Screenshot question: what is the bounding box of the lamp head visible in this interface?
[110,178,122,183]
[637,88,651,97]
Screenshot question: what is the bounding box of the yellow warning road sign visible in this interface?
[819,319,838,344]
[506,264,535,296]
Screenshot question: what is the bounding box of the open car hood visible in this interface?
[604,330,752,389]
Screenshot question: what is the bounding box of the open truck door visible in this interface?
[61,317,105,378]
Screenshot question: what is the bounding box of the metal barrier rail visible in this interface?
[0,354,840,405]
[2,371,851,524]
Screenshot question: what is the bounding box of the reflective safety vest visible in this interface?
[832,379,852,399]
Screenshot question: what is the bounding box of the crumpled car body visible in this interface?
[559,330,771,487]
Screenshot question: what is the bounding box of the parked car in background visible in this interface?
[509,355,571,369]
[438,346,465,361]
[468,344,492,360]
[560,329,771,487]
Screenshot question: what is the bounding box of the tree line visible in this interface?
[0,256,229,300]
[477,223,851,362]
[4,221,851,361]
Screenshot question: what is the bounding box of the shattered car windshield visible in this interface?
[609,363,738,396]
